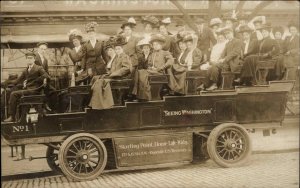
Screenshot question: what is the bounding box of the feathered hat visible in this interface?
[67,29,83,42]
[141,15,159,28]
[85,22,98,33]
[159,17,171,26]
[121,17,137,29]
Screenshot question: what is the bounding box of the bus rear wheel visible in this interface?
[207,123,252,168]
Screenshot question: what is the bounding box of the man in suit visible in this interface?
[4,52,50,122]
[218,26,244,73]
[195,18,217,62]
[35,42,49,73]
[35,42,57,111]
[121,17,139,70]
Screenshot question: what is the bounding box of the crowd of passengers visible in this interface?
[1,12,299,122]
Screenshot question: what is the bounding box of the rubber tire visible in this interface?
[207,123,252,168]
[58,133,107,181]
[46,143,61,173]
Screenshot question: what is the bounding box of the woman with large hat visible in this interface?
[209,17,223,40]
[141,15,159,40]
[81,22,107,76]
[136,38,152,70]
[132,34,174,101]
[67,29,84,75]
[88,35,131,109]
[168,34,203,94]
[238,23,281,85]
[239,25,258,58]
[167,35,189,94]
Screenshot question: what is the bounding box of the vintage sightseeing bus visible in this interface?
[1,0,299,182]
[1,72,294,181]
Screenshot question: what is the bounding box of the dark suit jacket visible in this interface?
[137,52,152,70]
[190,48,203,69]
[221,38,244,72]
[34,53,49,73]
[82,40,107,75]
[109,53,131,78]
[284,35,299,55]
[68,47,85,71]
[197,26,217,54]
[12,64,50,90]
[123,35,140,67]
[242,40,258,58]
[258,37,280,58]
[123,35,139,56]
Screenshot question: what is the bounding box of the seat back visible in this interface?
[185,70,206,94]
[110,79,132,106]
[148,74,169,100]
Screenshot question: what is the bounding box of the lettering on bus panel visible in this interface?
[12,125,30,133]
[163,109,213,116]
[114,133,193,167]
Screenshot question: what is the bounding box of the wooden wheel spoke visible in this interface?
[87,142,93,150]
[90,154,99,158]
[78,140,83,150]
[218,148,226,155]
[89,159,98,165]
[229,131,234,139]
[72,143,80,152]
[68,149,78,155]
[78,163,83,173]
[233,150,240,157]
[83,141,88,150]
[222,150,228,158]
[88,162,95,171]
[217,139,225,144]
[85,164,88,174]
[72,162,80,171]
[88,147,98,154]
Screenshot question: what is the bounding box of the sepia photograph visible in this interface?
[1,0,299,187]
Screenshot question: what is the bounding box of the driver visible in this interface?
[4,52,50,122]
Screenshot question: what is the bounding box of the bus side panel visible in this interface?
[236,92,287,123]
[113,133,193,167]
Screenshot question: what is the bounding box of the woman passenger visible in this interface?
[239,23,280,85]
[132,34,174,101]
[67,29,84,76]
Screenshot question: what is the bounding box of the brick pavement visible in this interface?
[1,152,299,188]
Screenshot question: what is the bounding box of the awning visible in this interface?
[1,33,110,49]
